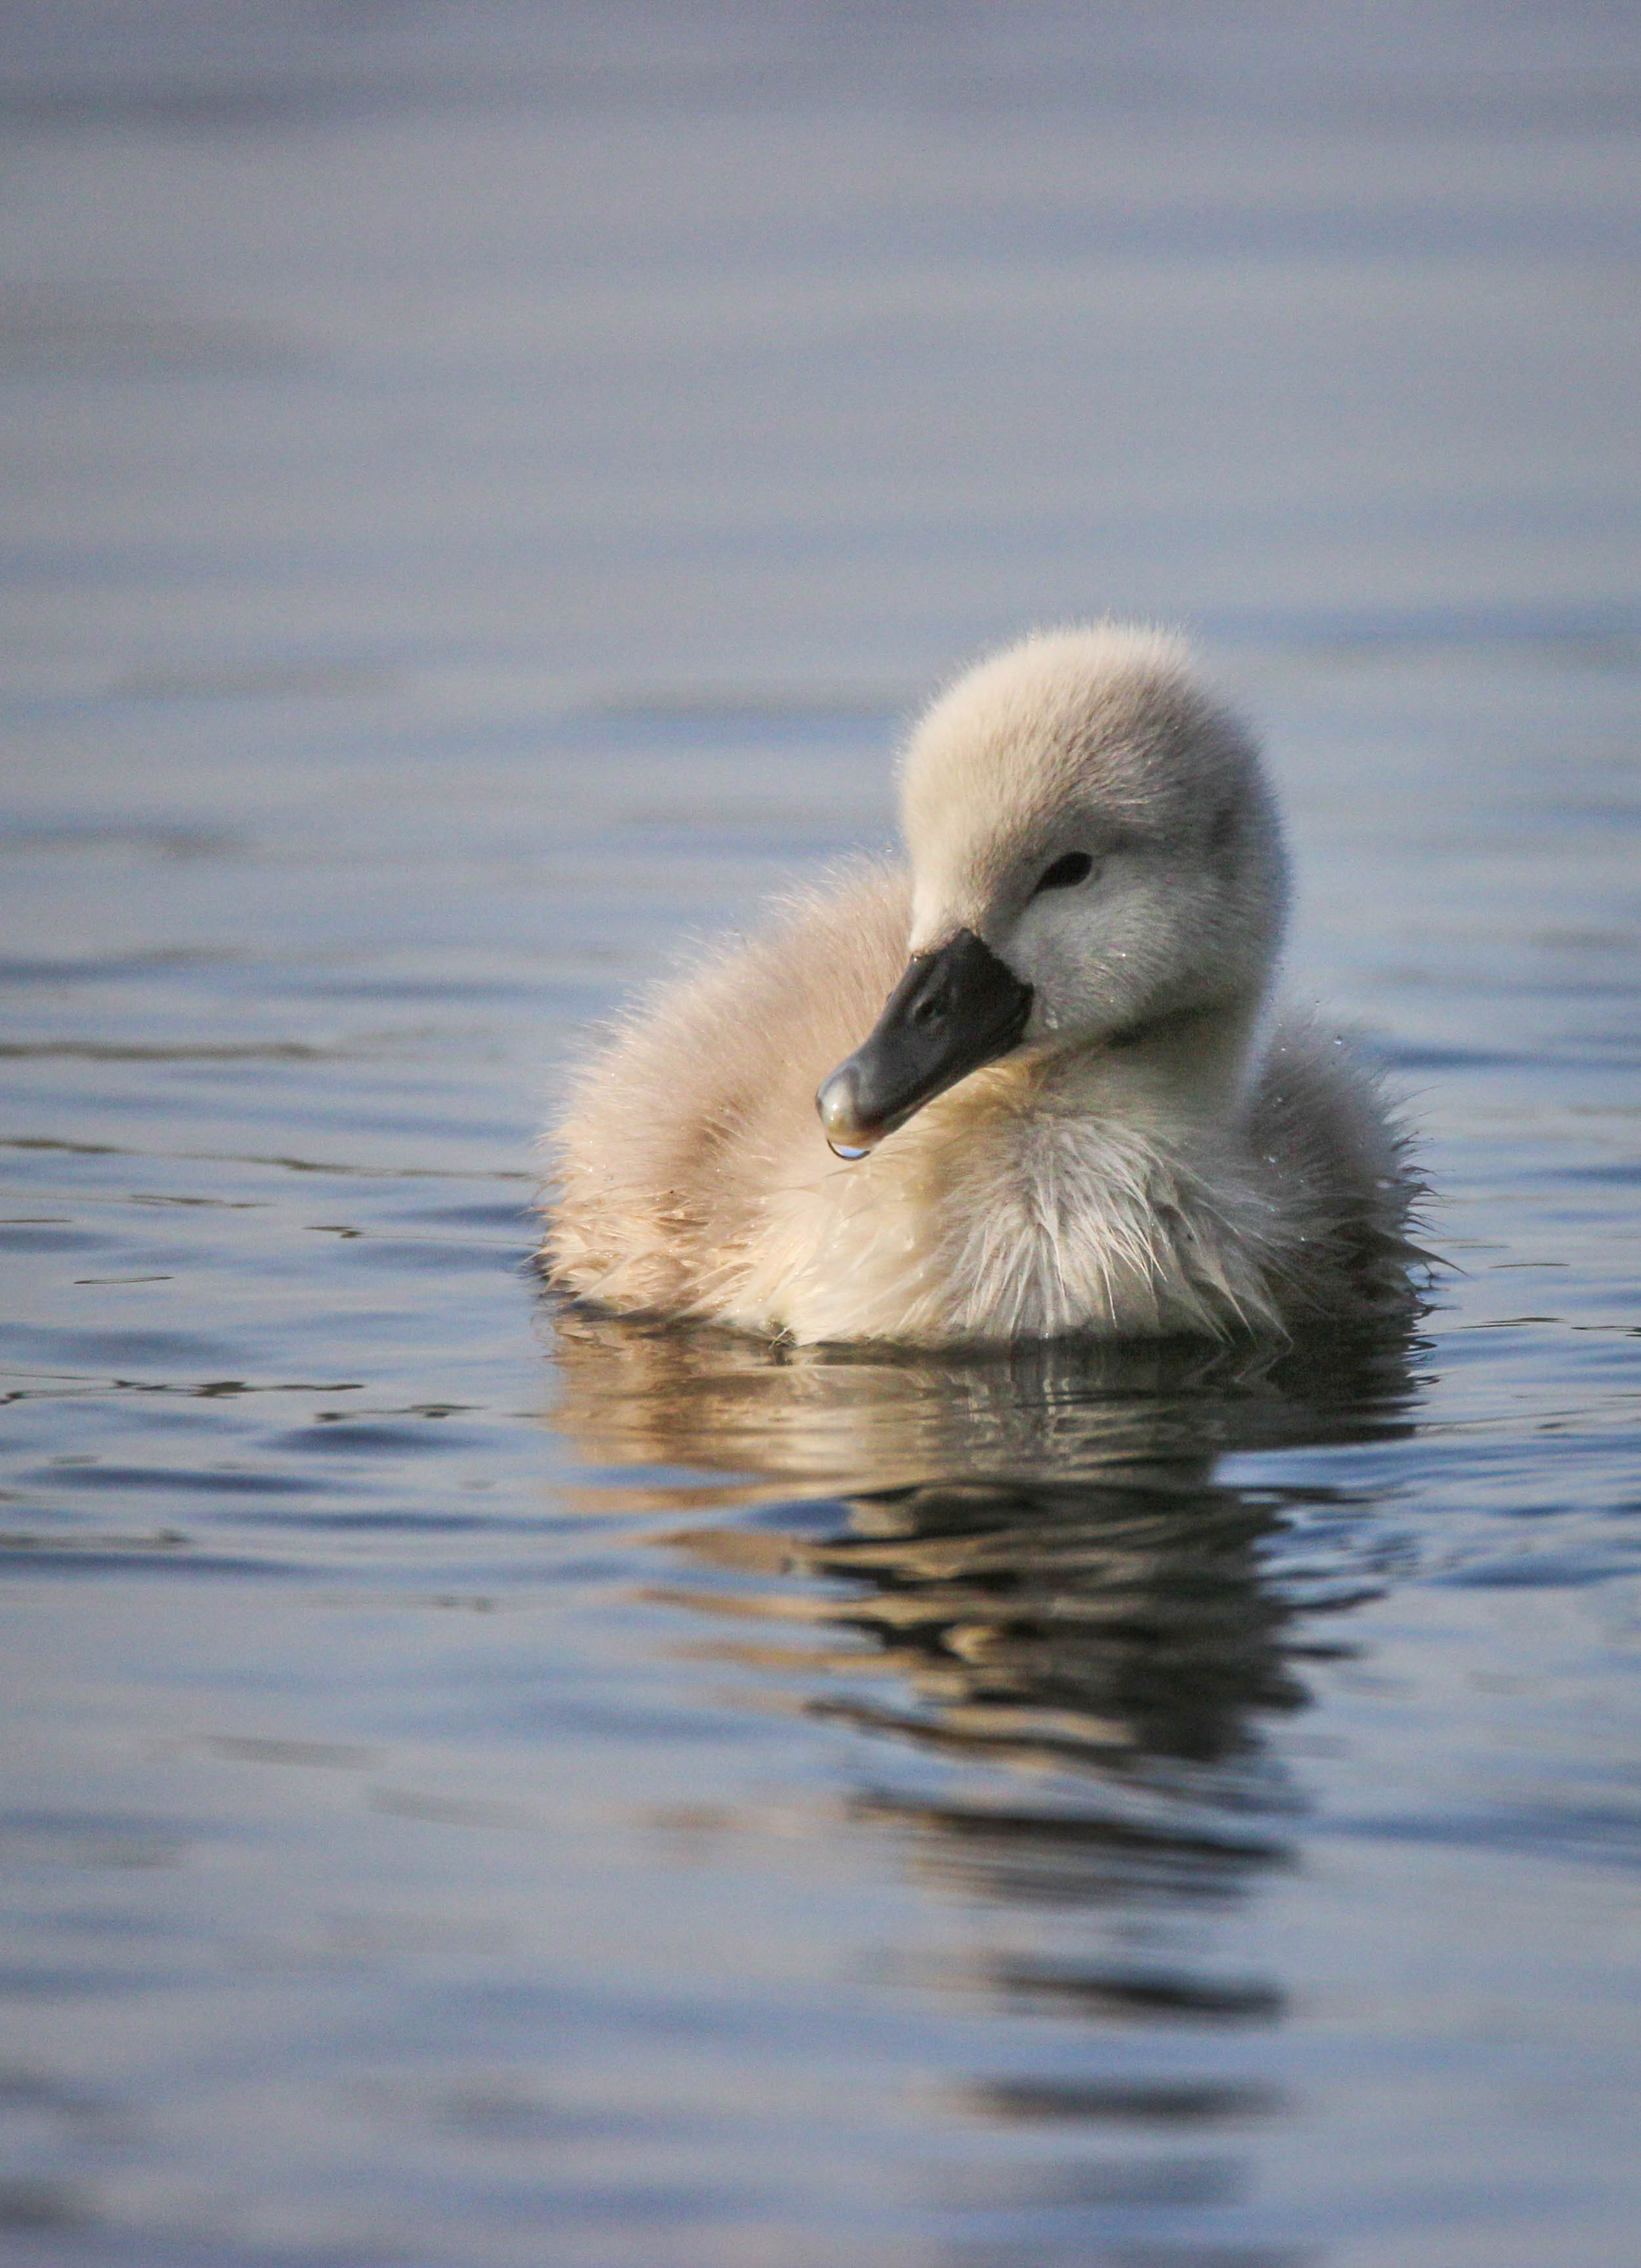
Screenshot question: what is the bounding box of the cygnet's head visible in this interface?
[817,625,1289,1156]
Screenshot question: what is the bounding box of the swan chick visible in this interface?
[543,625,1419,1344]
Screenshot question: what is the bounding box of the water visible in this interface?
[3,7,1640,2263]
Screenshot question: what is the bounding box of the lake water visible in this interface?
[3,7,1639,2263]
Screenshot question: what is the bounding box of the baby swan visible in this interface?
[543,625,1419,1345]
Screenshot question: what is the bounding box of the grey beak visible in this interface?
[815,928,1034,1158]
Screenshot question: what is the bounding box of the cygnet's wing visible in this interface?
[543,860,910,1314]
[1249,1015,1426,1319]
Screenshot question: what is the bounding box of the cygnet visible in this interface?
[542,625,1421,1345]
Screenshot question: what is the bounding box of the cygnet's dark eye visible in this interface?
[1033,850,1095,894]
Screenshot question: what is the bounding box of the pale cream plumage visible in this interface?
[542,625,1420,1345]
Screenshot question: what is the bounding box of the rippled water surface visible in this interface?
[3,8,1640,2265]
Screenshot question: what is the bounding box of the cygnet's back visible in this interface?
[544,626,1422,1345]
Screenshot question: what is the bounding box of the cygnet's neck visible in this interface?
[1032,990,1268,1139]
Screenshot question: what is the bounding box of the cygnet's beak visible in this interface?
[815,928,1034,1158]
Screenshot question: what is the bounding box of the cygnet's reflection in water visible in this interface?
[551,1301,1420,1832]
[549,1307,1422,2234]
[549,1302,1420,1494]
